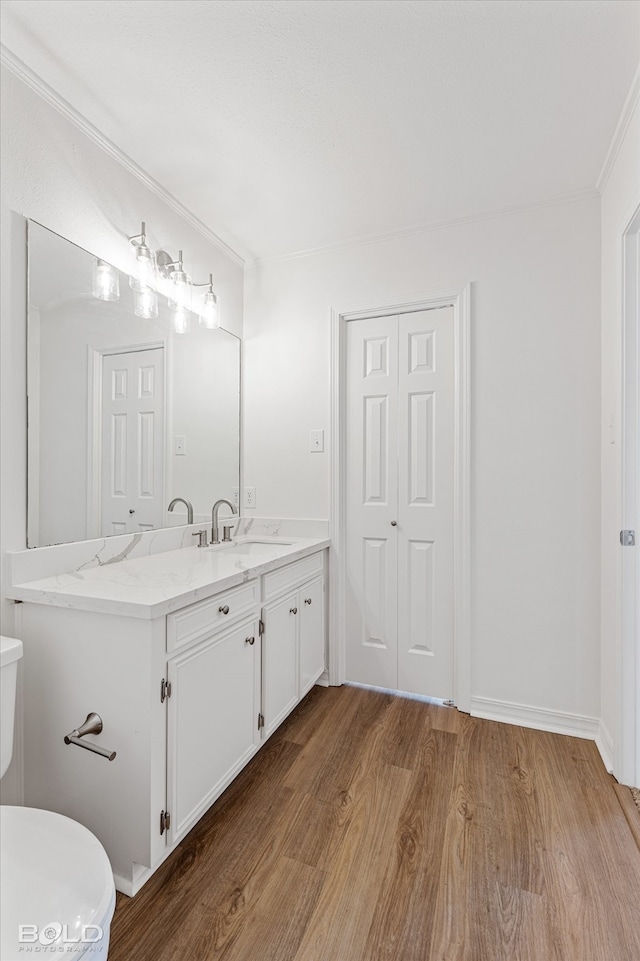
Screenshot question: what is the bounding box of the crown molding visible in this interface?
[248,187,600,267]
[597,62,640,195]
[0,44,245,268]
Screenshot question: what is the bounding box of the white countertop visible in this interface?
[7,536,330,619]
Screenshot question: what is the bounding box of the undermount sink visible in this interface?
[209,539,294,555]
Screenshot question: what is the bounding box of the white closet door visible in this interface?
[345,309,455,699]
[101,347,165,536]
[397,308,455,698]
[345,315,399,687]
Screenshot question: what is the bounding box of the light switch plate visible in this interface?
[310,429,324,452]
[175,435,186,456]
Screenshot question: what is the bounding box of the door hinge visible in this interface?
[259,618,265,636]
[160,810,171,835]
[160,678,172,703]
[258,712,265,730]
[620,530,636,547]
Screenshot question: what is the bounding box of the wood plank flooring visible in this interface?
[109,686,640,961]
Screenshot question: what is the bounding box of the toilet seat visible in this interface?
[0,806,116,960]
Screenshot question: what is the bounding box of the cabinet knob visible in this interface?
[390,520,397,527]
[245,636,255,646]
[219,605,230,615]
[290,607,298,615]
[304,598,312,605]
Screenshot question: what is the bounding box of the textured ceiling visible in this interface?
[1,0,639,261]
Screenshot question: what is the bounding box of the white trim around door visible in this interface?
[618,202,640,788]
[329,284,471,712]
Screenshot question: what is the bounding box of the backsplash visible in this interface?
[6,517,329,586]
[235,517,329,538]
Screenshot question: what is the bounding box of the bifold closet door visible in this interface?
[345,308,455,699]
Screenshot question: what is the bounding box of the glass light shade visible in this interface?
[200,290,219,329]
[134,286,158,320]
[92,259,120,301]
[167,269,192,311]
[173,306,191,334]
[129,244,157,291]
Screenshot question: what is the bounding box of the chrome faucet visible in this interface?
[211,498,237,545]
[168,497,194,525]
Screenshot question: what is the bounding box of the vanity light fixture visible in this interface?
[128,222,157,291]
[128,224,219,331]
[92,258,120,302]
[194,273,219,328]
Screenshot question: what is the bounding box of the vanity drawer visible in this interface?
[262,551,325,602]
[167,580,259,652]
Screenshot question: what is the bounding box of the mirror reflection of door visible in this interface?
[100,346,165,536]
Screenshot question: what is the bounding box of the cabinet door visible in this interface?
[262,590,299,739]
[166,617,261,845]
[299,576,325,697]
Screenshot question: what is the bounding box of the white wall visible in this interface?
[0,66,244,631]
[244,198,602,722]
[600,88,640,773]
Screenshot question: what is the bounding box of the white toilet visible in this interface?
[0,635,116,961]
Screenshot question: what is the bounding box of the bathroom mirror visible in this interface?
[26,221,240,548]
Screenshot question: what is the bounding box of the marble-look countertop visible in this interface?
[7,536,330,620]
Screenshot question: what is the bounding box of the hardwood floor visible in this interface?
[109,686,640,961]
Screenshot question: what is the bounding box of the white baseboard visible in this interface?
[595,720,615,773]
[470,696,600,741]
[316,670,330,688]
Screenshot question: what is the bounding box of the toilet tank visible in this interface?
[0,636,23,779]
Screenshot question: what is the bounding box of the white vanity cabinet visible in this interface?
[261,552,326,738]
[14,543,328,897]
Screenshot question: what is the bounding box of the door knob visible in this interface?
[390,521,397,527]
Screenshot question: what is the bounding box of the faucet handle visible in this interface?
[222,524,235,542]
[192,529,209,548]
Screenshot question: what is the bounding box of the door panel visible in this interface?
[397,309,454,697]
[166,617,260,845]
[346,316,398,687]
[262,591,299,737]
[299,576,325,697]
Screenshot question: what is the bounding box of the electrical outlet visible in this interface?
[174,435,187,456]
[232,487,239,508]
[243,487,256,508]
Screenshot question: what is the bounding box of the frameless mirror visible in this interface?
[27,220,240,548]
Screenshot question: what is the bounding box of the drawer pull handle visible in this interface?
[219,605,230,615]
[290,607,298,615]
[304,598,312,605]
[245,636,255,646]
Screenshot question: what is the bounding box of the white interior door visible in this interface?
[345,308,455,699]
[101,347,164,536]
